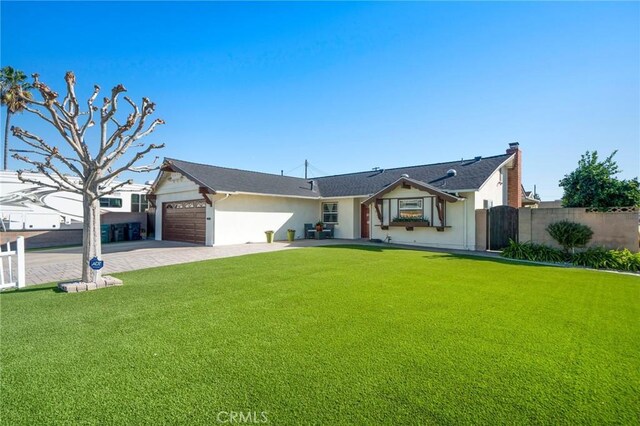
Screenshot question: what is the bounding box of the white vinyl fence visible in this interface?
[0,236,26,290]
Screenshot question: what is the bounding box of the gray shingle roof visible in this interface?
[315,154,513,197]
[165,158,319,198]
[163,153,513,198]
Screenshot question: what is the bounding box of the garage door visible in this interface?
[162,200,207,244]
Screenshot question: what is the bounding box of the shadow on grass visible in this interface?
[0,284,62,295]
[428,252,567,268]
[311,243,406,253]
[313,243,567,269]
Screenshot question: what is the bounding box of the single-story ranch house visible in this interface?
[149,143,529,250]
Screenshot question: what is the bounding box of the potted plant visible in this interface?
[265,230,274,243]
[390,217,430,227]
[315,221,324,232]
[287,229,296,242]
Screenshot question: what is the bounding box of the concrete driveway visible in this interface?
[24,239,347,286]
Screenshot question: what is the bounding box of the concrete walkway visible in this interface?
[22,239,351,285]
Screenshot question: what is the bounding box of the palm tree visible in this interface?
[0,66,32,170]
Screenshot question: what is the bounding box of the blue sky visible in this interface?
[1,1,638,200]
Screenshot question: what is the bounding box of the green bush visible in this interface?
[573,247,640,272]
[608,249,640,272]
[546,220,593,253]
[571,247,611,269]
[501,240,566,263]
[502,240,640,273]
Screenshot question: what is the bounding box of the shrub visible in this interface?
[571,247,611,269]
[608,249,640,272]
[501,240,566,263]
[502,240,640,273]
[546,220,593,253]
[573,247,640,272]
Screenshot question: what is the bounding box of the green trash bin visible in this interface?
[112,224,126,242]
[265,230,274,243]
[101,224,111,244]
[127,222,141,241]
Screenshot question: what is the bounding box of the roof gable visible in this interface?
[362,177,463,205]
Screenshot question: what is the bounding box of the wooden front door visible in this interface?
[162,200,207,244]
[360,204,370,239]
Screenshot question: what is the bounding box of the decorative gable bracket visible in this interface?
[364,177,462,232]
[362,177,462,205]
[199,186,213,205]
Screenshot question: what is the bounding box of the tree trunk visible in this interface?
[3,108,11,171]
[81,191,102,283]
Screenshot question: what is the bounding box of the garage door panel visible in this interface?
[162,200,206,244]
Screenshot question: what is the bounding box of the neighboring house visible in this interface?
[150,143,526,250]
[521,186,540,207]
[0,170,150,231]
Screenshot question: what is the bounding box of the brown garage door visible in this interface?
[162,200,206,244]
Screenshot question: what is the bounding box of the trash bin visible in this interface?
[127,222,141,241]
[287,229,296,242]
[101,224,112,244]
[265,230,274,243]
[112,224,126,242]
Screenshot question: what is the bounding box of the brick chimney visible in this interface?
[506,142,522,208]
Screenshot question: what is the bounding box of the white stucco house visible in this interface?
[149,143,527,250]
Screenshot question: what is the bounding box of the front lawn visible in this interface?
[1,246,638,424]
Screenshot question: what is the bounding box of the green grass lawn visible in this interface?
[1,246,638,424]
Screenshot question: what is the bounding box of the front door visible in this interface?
[360,204,370,239]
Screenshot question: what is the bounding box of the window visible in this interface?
[100,197,122,208]
[322,202,338,223]
[398,199,423,219]
[131,194,149,212]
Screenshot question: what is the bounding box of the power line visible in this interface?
[284,163,305,176]
[282,160,329,178]
[307,162,329,178]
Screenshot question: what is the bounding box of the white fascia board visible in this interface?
[321,195,370,200]
[448,189,479,193]
[148,168,166,193]
[214,191,370,201]
[476,154,515,193]
[215,190,321,200]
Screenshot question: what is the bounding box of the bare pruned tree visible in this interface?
[11,71,164,284]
